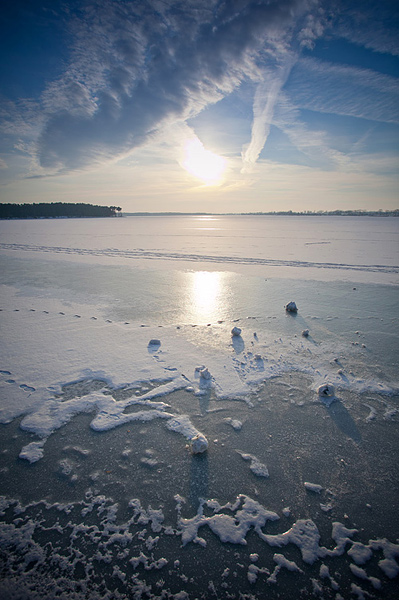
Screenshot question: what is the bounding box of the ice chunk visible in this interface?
[190,433,208,454]
[302,329,310,337]
[304,482,323,494]
[231,326,242,336]
[318,383,336,406]
[285,301,298,313]
[199,367,211,381]
[148,339,161,346]
[249,553,259,562]
[225,418,242,431]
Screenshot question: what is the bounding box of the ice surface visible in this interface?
[1,215,398,284]
[0,215,398,599]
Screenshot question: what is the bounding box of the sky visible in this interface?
[0,0,398,213]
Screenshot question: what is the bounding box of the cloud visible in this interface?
[333,0,399,56]
[1,0,397,183]
[272,93,350,171]
[286,57,399,123]
[32,0,320,173]
[241,59,295,170]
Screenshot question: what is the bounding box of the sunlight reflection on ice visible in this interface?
[189,271,227,323]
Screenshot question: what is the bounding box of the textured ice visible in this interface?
[1,216,399,599]
[0,491,398,599]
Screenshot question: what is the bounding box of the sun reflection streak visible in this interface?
[190,271,223,323]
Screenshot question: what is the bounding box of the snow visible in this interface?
[18,440,46,463]
[236,451,269,477]
[349,564,381,589]
[261,519,321,564]
[0,491,398,599]
[267,553,303,583]
[369,539,399,578]
[319,564,339,590]
[347,542,373,565]
[175,495,279,546]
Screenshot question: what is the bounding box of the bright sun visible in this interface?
[181,138,226,185]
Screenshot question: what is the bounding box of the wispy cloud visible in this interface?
[334,0,399,56]
[240,1,326,170]
[287,57,399,123]
[272,93,350,170]
[241,59,296,170]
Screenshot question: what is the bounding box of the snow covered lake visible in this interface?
[0,214,398,599]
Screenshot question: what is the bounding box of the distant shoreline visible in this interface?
[124,210,399,217]
[1,206,398,219]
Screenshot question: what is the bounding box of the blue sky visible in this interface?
[0,0,398,212]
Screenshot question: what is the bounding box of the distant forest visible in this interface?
[0,203,122,219]
[127,209,399,217]
[240,209,399,217]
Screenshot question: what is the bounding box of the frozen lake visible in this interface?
[0,215,398,599]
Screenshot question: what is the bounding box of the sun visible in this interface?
[181,137,226,185]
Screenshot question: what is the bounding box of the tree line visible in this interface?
[0,203,122,219]
[240,209,399,217]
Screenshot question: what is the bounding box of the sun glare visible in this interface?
[189,271,223,322]
[182,138,226,185]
